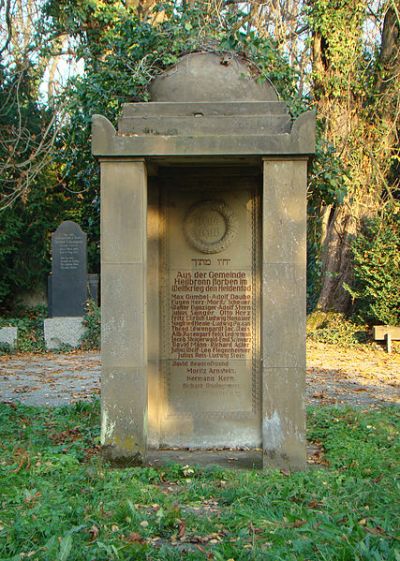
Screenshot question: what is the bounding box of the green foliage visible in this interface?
[307,311,369,346]
[45,0,304,276]
[306,0,369,97]
[0,57,80,309]
[0,401,399,560]
[307,136,349,311]
[0,180,79,309]
[346,203,400,326]
[0,306,47,353]
[80,299,101,350]
[309,137,349,207]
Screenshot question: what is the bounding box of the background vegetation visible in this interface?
[0,0,399,324]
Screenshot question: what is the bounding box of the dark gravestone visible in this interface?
[49,221,87,317]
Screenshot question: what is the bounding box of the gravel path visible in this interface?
[0,352,100,406]
[0,343,398,407]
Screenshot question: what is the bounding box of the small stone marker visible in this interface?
[49,221,87,317]
[44,317,85,350]
[0,327,18,349]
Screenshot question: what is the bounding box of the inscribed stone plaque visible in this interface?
[160,178,260,446]
[50,221,87,317]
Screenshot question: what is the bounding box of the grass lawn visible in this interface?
[0,402,399,561]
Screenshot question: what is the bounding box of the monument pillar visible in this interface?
[100,158,148,464]
[262,158,308,469]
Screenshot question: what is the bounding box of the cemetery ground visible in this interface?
[0,341,399,560]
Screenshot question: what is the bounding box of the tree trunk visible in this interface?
[317,205,356,311]
[312,0,399,313]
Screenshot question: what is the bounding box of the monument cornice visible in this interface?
[92,107,316,158]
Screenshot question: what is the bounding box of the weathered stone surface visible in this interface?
[147,183,162,447]
[118,115,291,136]
[263,159,307,266]
[44,317,84,350]
[101,263,145,367]
[262,367,306,470]
[150,52,279,102]
[0,327,18,348]
[92,111,315,157]
[100,159,147,461]
[101,161,146,264]
[101,366,147,464]
[262,159,308,469]
[122,101,289,117]
[157,174,260,447]
[92,51,315,468]
[49,221,87,317]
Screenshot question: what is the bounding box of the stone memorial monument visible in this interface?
[92,52,316,469]
[45,220,87,349]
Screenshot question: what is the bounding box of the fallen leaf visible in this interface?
[178,520,186,540]
[364,525,386,536]
[125,532,144,543]
[312,392,327,399]
[292,519,307,528]
[89,525,99,541]
[12,449,31,473]
[24,491,41,505]
[308,500,324,509]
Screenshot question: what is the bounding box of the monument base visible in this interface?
[0,327,18,349]
[44,317,84,350]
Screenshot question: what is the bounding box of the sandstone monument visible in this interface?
[92,52,316,469]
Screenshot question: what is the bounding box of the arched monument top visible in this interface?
[150,52,279,103]
[92,51,316,158]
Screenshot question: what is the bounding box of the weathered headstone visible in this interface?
[45,221,87,350]
[49,221,87,317]
[92,52,315,468]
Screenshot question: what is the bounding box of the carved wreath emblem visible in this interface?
[183,200,237,254]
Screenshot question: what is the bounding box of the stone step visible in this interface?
[118,114,291,136]
[121,101,289,118]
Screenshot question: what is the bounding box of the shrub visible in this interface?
[81,300,101,350]
[307,311,368,346]
[346,203,400,326]
[0,305,47,353]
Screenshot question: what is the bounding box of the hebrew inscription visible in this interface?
[162,186,259,418]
